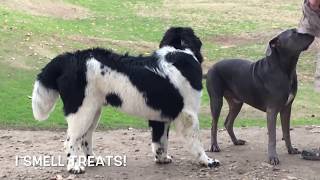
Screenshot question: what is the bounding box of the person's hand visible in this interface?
[309,0,320,10]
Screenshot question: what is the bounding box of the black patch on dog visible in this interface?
[149,120,164,142]
[165,52,202,90]
[156,148,164,155]
[155,148,164,159]
[67,153,70,157]
[37,51,88,116]
[85,141,88,147]
[106,93,122,107]
[101,71,105,76]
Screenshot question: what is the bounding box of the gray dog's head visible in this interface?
[159,27,203,63]
[266,28,315,57]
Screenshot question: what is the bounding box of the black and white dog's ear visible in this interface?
[159,32,181,49]
[266,36,279,56]
[181,40,186,47]
[159,36,169,48]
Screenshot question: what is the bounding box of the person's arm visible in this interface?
[309,0,320,10]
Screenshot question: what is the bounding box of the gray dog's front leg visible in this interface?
[280,103,300,154]
[267,108,279,165]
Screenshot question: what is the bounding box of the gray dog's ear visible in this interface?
[266,45,272,56]
[266,37,279,56]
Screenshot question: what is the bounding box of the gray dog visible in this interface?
[206,29,314,165]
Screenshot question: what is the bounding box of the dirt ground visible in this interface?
[0,127,319,180]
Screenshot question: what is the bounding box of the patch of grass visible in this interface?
[0,0,319,130]
[199,115,320,129]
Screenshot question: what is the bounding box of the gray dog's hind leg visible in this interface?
[207,71,223,152]
[280,102,300,154]
[224,97,245,146]
[209,96,223,152]
[266,108,280,165]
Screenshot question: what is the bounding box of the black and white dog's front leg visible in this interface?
[149,120,172,164]
[175,112,220,168]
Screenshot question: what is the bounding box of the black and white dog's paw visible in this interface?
[199,154,220,168]
[203,158,220,168]
[207,158,220,168]
[155,155,172,164]
[67,162,85,174]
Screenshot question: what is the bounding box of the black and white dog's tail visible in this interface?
[32,56,62,121]
[32,81,59,121]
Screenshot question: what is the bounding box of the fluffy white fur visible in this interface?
[32,81,59,121]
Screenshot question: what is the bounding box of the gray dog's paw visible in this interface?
[234,139,246,146]
[268,156,280,165]
[209,144,221,152]
[288,147,301,154]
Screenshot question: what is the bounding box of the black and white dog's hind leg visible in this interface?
[65,97,102,174]
[149,120,172,164]
[174,111,220,167]
[81,108,102,165]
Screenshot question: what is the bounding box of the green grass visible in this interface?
[0,0,319,130]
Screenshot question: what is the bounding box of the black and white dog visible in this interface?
[32,27,219,174]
